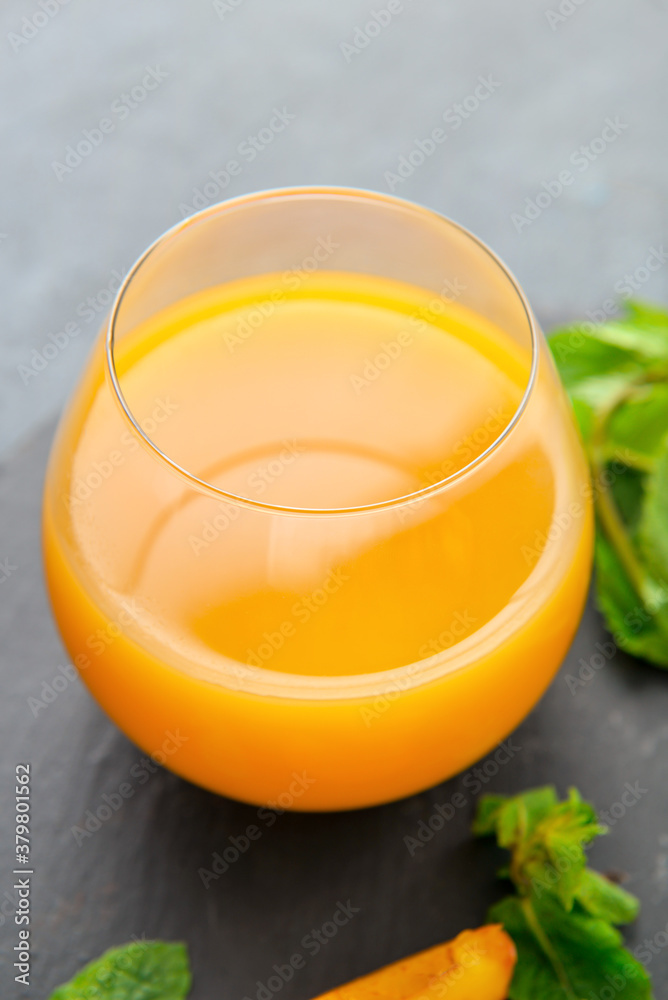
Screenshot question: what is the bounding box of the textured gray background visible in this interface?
[2,0,668,460]
[2,1,668,997]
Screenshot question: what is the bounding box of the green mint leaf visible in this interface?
[474,787,652,1000]
[607,465,646,535]
[570,376,633,438]
[526,788,603,911]
[470,793,511,836]
[548,302,668,669]
[623,300,668,336]
[594,515,668,668]
[575,869,640,924]
[475,788,603,911]
[606,383,668,467]
[487,896,569,1000]
[491,895,652,1000]
[548,325,643,392]
[548,325,645,448]
[48,940,191,1000]
[569,396,596,444]
[638,438,668,590]
[590,317,668,360]
[472,785,558,845]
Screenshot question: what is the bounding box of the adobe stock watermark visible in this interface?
[419,404,511,486]
[198,772,316,888]
[340,0,412,62]
[403,739,522,856]
[47,937,154,993]
[545,0,589,31]
[550,245,668,358]
[598,244,668,310]
[0,557,18,586]
[533,784,646,892]
[521,449,634,567]
[26,600,157,716]
[359,661,422,728]
[213,0,245,18]
[360,609,478,728]
[27,662,81,717]
[241,901,360,1000]
[384,76,501,191]
[417,611,478,659]
[411,938,488,998]
[350,275,466,392]
[188,502,241,555]
[564,639,617,696]
[245,566,349,668]
[633,918,668,974]
[531,845,590,899]
[178,108,295,217]
[188,439,305,555]
[16,266,126,386]
[249,440,305,494]
[51,66,169,181]
[8,0,72,54]
[60,397,179,510]
[530,782,647,904]
[511,116,628,233]
[581,915,668,1000]
[599,781,647,827]
[565,579,668,696]
[27,598,158,719]
[0,883,22,930]
[26,598,153,719]
[392,404,512,530]
[221,236,339,352]
[70,730,189,845]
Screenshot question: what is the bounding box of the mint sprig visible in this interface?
[548,302,668,666]
[474,786,652,1000]
[48,940,191,1000]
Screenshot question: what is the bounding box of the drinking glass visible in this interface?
[43,187,592,810]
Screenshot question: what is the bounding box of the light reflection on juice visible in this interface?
[43,271,592,809]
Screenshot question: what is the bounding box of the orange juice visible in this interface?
[43,270,592,809]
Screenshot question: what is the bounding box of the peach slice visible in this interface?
[313,924,516,1000]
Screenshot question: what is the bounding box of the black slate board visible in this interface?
[1,422,667,998]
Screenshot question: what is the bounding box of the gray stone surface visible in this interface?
[3,422,668,996]
[2,1,668,996]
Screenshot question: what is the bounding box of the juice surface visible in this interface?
[60,273,549,677]
[43,271,592,807]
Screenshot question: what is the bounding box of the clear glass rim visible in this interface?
[105,185,539,517]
